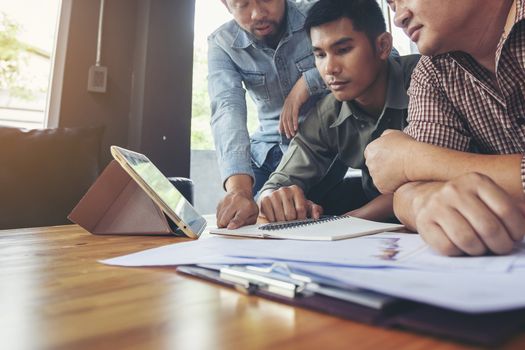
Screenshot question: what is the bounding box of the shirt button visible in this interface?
[517,117,525,126]
[360,123,365,128]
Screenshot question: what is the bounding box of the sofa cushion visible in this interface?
[0,126,103,229]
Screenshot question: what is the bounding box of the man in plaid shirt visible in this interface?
[364,0,525,256]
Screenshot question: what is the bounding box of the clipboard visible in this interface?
[177,264,525,346]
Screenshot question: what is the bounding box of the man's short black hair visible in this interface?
[304,0,387,43]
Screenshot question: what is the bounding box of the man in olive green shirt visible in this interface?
[258,0,419,222]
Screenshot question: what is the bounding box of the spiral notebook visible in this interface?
[210,216,403,241]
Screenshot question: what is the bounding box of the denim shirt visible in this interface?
[208,0,327,185]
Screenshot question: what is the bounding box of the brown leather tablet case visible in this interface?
[68,160,176,235]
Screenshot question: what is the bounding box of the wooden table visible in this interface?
[1,225,524,350]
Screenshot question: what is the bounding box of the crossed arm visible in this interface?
[394,174,525,256]
[364,130,524,197]
[364,65,525,256]
[365,130,525,256]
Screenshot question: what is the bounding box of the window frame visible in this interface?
[45,0,71,128]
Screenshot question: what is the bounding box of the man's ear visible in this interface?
[375,32,393,60]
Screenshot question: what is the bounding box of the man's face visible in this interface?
[222,0,286,42]
[386,0,478,56]
[311,17,385,102]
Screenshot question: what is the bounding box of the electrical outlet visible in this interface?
[87,65,108,93]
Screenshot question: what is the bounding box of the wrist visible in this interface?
[298,78,309,102]
[227,188,252,199]
[225,174,253,197]
[393,182,425,230]
[397,182,442,230]
[292,76,309,102]
[402,139,419,182]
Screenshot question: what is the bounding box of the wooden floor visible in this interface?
[1,225,524,350]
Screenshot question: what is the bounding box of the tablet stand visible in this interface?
[68,160,177,235]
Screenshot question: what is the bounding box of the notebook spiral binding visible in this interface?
[258,216,346,231]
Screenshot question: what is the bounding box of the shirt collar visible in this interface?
[330,56,409,128]
[498,0,524,48]
[517,0,524,23]
[231,1,303,49]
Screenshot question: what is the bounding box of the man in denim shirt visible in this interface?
[210,0,327,229]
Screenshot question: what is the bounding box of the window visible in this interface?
[190,0,415,151]
[191,0,260,213]
[378,0,418,55]
[0,0,61,129]
[191,0,258,151]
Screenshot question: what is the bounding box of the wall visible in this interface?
[190,149,223,214]
[57,0,195,177]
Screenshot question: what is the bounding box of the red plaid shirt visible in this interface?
[405,0,525,192]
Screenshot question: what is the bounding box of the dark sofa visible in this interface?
[0,126,104,229]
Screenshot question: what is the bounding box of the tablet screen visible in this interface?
[112,146,206,237]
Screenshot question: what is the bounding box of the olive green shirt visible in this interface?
[260,55,420,200]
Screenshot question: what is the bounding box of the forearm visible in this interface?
[348,194,394,222]
[208,39,255,184]
[260,124,335,195]
[211,105,253,185]
[393,181,443,231]
[404,142,524,199]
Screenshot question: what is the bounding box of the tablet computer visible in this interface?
[110,145,206,239]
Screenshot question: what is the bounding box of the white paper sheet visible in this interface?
[285,262,525,313]
[101,236,274,266]
[101,233,519,272]
[508,241,525,269]
[225,232,518,272]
